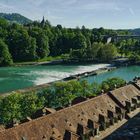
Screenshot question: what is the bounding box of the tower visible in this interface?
[41,16,45,27]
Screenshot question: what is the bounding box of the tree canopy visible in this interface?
[0,77,126,126]
[0,39,13,66]
[0,17,136,65]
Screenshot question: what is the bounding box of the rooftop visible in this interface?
[0,80,140,140]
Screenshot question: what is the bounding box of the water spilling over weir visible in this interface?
[0,64,140,94]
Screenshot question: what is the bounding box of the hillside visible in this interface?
[130,28,140,35]
[0,13,32,24]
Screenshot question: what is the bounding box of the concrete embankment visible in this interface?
[63,67,116,81]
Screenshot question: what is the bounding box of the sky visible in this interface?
[0,0,140,29]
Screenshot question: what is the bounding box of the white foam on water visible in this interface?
[33,64,111,85]
[73,64,110,74]
[33,71,71,85]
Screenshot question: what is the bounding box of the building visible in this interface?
[0,80,140,140]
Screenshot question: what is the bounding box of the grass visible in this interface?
[14,54,69,66]
[37,56,63,62]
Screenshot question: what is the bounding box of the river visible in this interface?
[83,65,140,83]
[0,64,140,94]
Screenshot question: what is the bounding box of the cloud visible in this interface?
[0,0,139,29]
[129,8,135,16]
[61,0,78,6]
[28,0,46,6]
[78,1,121,12]
[46,10,63,20]
[0,2,14,10]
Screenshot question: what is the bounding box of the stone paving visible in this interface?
[105,113,140,140]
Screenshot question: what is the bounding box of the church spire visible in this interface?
[41,16,45,27]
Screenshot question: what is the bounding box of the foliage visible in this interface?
[7,27,37,62]
[0,92,44,125]
[0,39,13,66]
[0,77,126,126]
[117,39,140,62]
[97,43,117,62]
[70,42,117,62]
[0,93,22,125]
[0,17,131,66]
[101,77,126,92]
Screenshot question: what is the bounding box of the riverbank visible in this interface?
[14,56,64,66]
[14,59,64,66]
[14,57,138,68]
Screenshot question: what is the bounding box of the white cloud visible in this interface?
[28,0,46,6]
[45,10,63,21]
[61,0,78,6]
[0,2,14,10]
[129,8,135,16]
[77,1,121,12]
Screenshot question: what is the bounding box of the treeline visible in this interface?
[117,39,140,62]
[0,17,130,66]
[0,77,126,126]
[70,42,117,62]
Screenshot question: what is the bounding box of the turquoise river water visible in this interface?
[0,64,139,94]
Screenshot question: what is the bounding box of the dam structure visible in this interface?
[0,79,140,140]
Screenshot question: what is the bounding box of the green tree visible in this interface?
[91,82,101,95]
[0,39,13,66]
[8,27,37,61]
[20,93,45,119]
[36,32,49,58]
[80,80,92,97]
[72,33,87,50]
[87,42,102,60]
[29,28,50,59]
[101,77,126,91]
[97,43,117,62]
[0,93,22,125]
[53,82,76,107]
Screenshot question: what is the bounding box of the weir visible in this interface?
[0,65,140,94]
[0,66,114,97]
[0,79,140,140]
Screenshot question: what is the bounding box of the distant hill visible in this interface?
[130,28,140,35]
[0,13,32,24]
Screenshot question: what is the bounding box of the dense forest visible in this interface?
[0,15,140,66]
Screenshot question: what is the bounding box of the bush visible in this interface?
[101,77,126,91]
[0,77,126,126]
[0,92,44,125]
